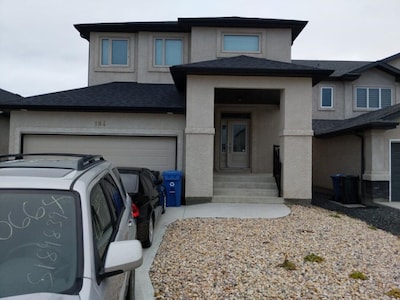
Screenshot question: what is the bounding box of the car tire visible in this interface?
[126,270,135,300]
[138,215,154,248]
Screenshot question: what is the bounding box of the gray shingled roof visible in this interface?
[313,104,400,137]
[0,89,22,101]
[293,60,371,78]
[75,17,307,43]
[171,55,333,90]
[294,52,400,80]
[0,82,185,113]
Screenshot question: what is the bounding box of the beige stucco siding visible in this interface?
[387,57,400,69]
[313,69,400,121]
[185,75,313,201]
[190,27,292,63]
[88,32,138,86]
[312,81,346,120]
[313,135,361,190]
[8,111,186,170]
[279,78,313,199]
[313,123,400,195]
[88,32,190,86]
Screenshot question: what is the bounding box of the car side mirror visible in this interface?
[102,240,143,278]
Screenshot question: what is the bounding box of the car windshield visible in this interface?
[0,190,80,297]
[120,173,139,194]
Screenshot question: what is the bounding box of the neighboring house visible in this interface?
[1,17,400,204]
[298,55,400,203]
[0,89,22,154]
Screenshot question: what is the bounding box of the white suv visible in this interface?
[0,154,142,299]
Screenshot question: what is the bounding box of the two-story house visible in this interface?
[1,17,400,204]
[301,55,400,204]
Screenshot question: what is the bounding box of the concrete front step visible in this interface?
[212,195,284,204]
[214,174,275,183]
[213,173,281,204]
[213,181,277,189]
[214,187,279,197]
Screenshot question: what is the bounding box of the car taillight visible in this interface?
[132,203,140,218]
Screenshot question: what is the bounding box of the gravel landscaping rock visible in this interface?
[312,193,400,236]
[150,205,400,299]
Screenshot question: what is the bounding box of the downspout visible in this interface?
[355,133,365,202]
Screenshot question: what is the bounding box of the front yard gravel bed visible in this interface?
[150,205,400,299]
[312,194,400,236]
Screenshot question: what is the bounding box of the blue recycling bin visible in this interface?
[331,174,343,201]
[162,170,183,207]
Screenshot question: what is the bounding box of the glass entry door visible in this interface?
[221,119,250,168]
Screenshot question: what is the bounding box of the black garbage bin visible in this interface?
[341,175,360,204]
[331,174,343,201]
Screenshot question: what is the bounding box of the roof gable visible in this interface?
[170,55,333,90]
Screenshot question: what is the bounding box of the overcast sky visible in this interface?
[1,0,400,97]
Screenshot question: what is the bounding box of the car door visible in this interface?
[89,174,133,300]
[142,170,161,217]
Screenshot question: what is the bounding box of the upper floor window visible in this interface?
[101,38,128,66]
[356,87,392,109]
[222,34,260,53]
[154,38,183,67]
[321,87,333,108]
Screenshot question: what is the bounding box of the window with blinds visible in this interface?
[356,87,392,109]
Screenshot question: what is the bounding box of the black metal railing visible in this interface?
[273,145,282,197]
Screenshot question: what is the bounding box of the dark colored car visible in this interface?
[118,167,165,248]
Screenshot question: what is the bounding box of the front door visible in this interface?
[221,119,250,169]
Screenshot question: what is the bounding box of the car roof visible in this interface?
[0,153,110,190]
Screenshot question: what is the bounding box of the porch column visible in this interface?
[184,76,215,204]
[363,130,389,202]
[280,79,313,200]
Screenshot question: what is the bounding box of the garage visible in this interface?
[22,134,177,172]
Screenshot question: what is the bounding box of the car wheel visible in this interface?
[138,215,154,248]
[126,270,135,300]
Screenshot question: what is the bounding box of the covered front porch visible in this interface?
[183,75,313,204]
[169,55,332,204]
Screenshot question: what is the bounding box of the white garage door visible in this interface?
[22,134,177,172]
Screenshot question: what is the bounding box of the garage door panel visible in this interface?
[23,135,176,172]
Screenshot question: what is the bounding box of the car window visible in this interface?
[0,190,80,298]
[102,174,125,218]
[90,184,114,261]
[141,173,155,194]
[120,173,140,194]
[112,168,127,197]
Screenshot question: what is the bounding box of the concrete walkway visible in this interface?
[135,203,291,300]
[375,200,400,210]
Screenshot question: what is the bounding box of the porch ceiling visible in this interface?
[215,88,280,105]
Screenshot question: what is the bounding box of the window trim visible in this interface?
[152,37,184,68]
[94,34,134,73]
[355,87,393,110]
[100,38,129,67]
[221,33,261,53]
[217,29,264,58]
[320,87,334,109]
